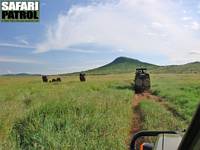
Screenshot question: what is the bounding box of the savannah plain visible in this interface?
[0,73,200,149]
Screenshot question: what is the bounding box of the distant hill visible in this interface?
[2,57,200,76]
[1,73,41,76]
[86,57,158,75]
[85,57,200,75]
[153,62,200,74]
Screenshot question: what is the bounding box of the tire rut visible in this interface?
[128,91,186,149]
[128,93,147,149]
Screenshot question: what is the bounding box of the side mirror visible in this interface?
[130,131,177,150]
[140,143,153,150]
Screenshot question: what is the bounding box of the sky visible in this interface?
[0,0,200,74]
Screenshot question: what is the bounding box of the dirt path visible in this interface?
[130,92,160,135]
[128,92,150,149]
[143,92,186,121]
[131,94,143,133]
[130,92,185,134]
[128,92,186,149]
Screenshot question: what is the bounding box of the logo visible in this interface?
[1,0,40,22]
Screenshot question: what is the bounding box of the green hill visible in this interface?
[153,62,200,74]
[86,57,158,75]
[85,57,200,75]
[6,57,199,76]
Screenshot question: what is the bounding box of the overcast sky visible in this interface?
[0,0,200,74]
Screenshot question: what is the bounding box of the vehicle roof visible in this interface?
[136,68,147,70]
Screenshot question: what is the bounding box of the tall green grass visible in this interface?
[139,100,186,131]
[151,74,200,122]
[1,73,199,149]
[0,74,133,149]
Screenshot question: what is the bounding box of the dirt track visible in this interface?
[130,92,185,133]
[130,92,161,135]
[129,92,186,149]
[128,93,151,149]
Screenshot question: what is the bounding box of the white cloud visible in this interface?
[0,36,34,49]
[20,40,29,45]
[0,56,43,64]
[7,70,12,74]
[36,0,200,64]
[191,21,200,30]
[151,22,164,28]
[189,51,200,55]
[0,43,35,49]
[14,36,30,45]
[181,16,192,21]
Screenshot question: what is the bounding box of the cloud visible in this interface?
[151,22,165,28]
[0,56,43,64]
[183,10,187,14]
[0,36,34,49]
[7,69,13,74]
[14,36,30,45]
[190,21,200,30]
[0,43,35,49]
[189,51,200,55]
[181,16,192,21]
[36,0,200,64]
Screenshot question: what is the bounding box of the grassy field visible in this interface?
[0,75,133,149]
[139,100,186,131]
[151,74,200,122]
[0,73,200,149]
